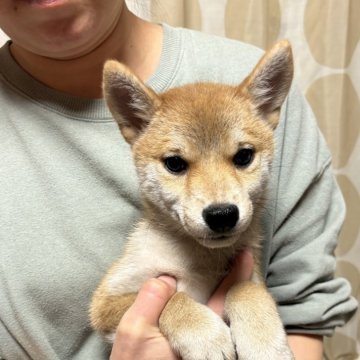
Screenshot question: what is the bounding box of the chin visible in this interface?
[11,3,119,60]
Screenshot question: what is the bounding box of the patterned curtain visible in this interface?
[129,0,360,357]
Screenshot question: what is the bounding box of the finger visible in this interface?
[125,276,177,327]
[235,248,254,282]
[207,249,254,316]
[207,268,237,316]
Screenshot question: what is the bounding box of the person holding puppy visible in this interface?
[0,1,356,359]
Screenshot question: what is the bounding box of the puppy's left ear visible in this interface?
[103,60,161,145]
[240,40,293,129]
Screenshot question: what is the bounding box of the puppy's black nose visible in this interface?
[202,204,239,233]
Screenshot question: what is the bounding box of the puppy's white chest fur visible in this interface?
[106,220,229,304]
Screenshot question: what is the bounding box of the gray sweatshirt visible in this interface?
[0,24,357,359]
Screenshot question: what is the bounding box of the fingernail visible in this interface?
[157,275,177,289]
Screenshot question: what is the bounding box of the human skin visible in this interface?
[0,0,162,97]
[0,1,323,358]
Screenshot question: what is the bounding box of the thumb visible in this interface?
[126,276,177,326]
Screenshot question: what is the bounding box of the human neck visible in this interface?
[9,7,163,98]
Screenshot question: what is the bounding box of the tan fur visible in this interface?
[159,292,235,359]
[225,282,293,359]
[90,285,136,335]
[90,40,295,359]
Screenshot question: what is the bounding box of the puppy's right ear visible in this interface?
[103,60,161,144]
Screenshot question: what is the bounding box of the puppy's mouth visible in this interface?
[209,234,233,240]
[196,233,238,249]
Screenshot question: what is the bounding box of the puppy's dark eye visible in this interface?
[233,148,254,168]
[164,156,188,174]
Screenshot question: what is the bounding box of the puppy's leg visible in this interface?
[224,281,294,360]
[160,292,236,360]
[90,291,137,342]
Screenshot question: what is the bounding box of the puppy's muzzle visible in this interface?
[202,204,239,234]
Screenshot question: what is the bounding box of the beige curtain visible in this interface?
[129,0,360,357]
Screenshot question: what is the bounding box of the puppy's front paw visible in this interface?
[170,310,235,360]
[229,320,293,360]
[160,292,236,360]
[225,282,294,360]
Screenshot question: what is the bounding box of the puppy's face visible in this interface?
[103,40,293,248]
[133,84,274,248]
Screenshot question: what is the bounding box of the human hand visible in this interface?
[110,275,179,360]
[110,249,254,359]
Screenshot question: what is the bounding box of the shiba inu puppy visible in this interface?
[90,40,294,359]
